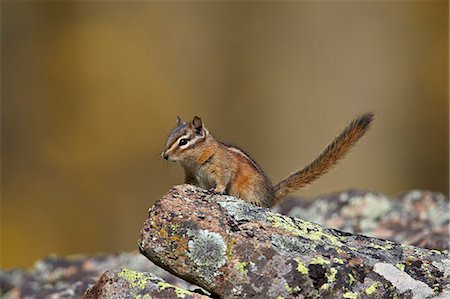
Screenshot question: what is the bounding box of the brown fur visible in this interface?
[162,113,374,208]
[272,112,375,204]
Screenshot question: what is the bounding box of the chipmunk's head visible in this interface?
[162,116,209,162]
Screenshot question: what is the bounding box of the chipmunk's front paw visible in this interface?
[212,185,226,195]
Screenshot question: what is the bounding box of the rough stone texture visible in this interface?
[275,189,449,251]
[83,269,210,299]
[139,184,450,298]
[0,252,195,299]
[2,187,448,298]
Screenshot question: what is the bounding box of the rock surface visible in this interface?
[83,268,209,299]
[139,185,450,298]
[0,252,195,299]
[2,186,448,298]
[275,189,449,251]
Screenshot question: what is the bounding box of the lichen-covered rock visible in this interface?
[83,269,209,299]
[275,189,449,251]
[0,252,193,299]
[139,185,450,298]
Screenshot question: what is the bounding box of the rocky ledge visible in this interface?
[0,252,196,299]
[1,185,448,298]
[137,185,449,298]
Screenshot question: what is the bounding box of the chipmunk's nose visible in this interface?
[162,152,169,160]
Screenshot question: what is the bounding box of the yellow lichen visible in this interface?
[326,268,338,282]
[226,239,235,259]
[284,283,301,294]
[236,261,248,275]
[157,281,193,298]
[321,267,338,290]
[294,258,309,275]
[118,268,192,298]
[343,291,358,298]
[118,269,151,290]
[170,223,180,232]
[310,257,331,265]
[266,214,344,248]
[395,263,405,271]
[365,282,378,295]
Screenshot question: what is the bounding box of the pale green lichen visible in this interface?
[365,282,378,295]
[188,229,227,268]
[333,257,344,264]
[118,269,192,298]
[310,257,331,265]
[368,242,394,250]
[326,268,338,282]
[348,273,355,285]
[343,291,358,298]
[395,263,405,271]
[157,282,193,298]
[266,214,344,248]
[294,258,309,275]
[175,287,193,298]
[236,262,248,275]
[266,214,302,234]
[423,265,435,280]
[284,283,301,294]
[321,284,330,290]
[284,283,302,294]
[118,268,154,290]
[321,267,338,290]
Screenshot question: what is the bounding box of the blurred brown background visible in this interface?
[1,2,448,268]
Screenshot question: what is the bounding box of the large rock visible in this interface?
[2,186,448,298]
[139,185,450,298]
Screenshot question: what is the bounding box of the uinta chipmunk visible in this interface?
[162,113,374,208]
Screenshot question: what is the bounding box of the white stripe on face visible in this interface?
[165,127,208,156]
[177,135,191,149]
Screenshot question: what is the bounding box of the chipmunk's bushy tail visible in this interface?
[273,112,375,203]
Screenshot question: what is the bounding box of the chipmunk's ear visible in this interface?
[192,116,204,136]
[176,116,182,125]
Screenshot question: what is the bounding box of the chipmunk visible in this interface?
[162,113,374,208]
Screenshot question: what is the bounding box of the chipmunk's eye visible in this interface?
[179,138,189,146]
